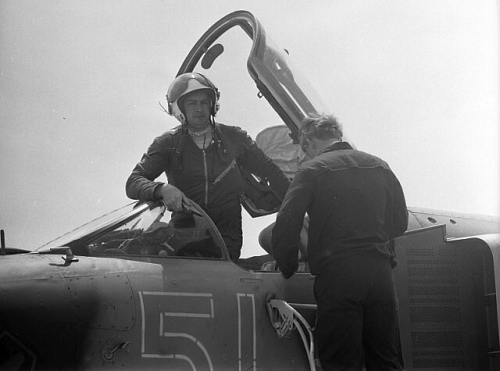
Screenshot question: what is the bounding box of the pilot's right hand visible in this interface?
[158,184,185,211]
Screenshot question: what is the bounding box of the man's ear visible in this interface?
[300,137,309,152]
[309,137,318,151]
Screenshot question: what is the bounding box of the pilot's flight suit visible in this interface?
[126,123,290,261]
[272,141,408,370]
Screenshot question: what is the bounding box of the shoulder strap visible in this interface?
[164,126,187,173]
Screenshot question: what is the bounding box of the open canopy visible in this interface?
[177,10,329,143]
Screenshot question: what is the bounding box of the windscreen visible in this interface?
[37,202,227,260]
[89,206,224,259]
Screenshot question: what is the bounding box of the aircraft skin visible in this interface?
[406,206,500,238]
[1,10,500,371]
[0,248,314,370]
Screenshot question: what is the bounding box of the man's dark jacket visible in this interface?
[272,142,408,277]
[126,123,289,208]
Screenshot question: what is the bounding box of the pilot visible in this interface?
[126,72,290,262]
[271,114,408,370]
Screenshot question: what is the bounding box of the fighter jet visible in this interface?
[1,10,499,371]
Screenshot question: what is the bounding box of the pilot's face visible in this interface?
[182,91,211,131]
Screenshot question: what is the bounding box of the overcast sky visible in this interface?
[1,0,498,256]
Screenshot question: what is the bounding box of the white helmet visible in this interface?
[166,72,220,124]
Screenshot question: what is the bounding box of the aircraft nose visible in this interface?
[0,254,137,368]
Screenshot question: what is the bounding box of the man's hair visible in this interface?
[299,114,343,141]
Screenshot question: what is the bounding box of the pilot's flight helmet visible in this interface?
[166,72,220,124]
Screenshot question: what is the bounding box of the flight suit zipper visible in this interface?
[202,149,209,207]
[212,159,237,185]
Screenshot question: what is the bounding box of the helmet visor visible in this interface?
[167,73,216,104]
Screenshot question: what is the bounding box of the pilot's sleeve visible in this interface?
[239,132,291,200]
[271,169,312,278]
[126,135,172,201]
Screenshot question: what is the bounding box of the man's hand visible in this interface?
[282,271,295,279]
[158,184,185,211]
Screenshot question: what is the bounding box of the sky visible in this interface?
[1,0,498,257]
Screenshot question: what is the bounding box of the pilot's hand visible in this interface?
[159,184,185,211]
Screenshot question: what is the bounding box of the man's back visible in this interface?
[272,114,407,370]
[293,142,407,274]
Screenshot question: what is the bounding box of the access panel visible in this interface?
[393,225,499,370]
